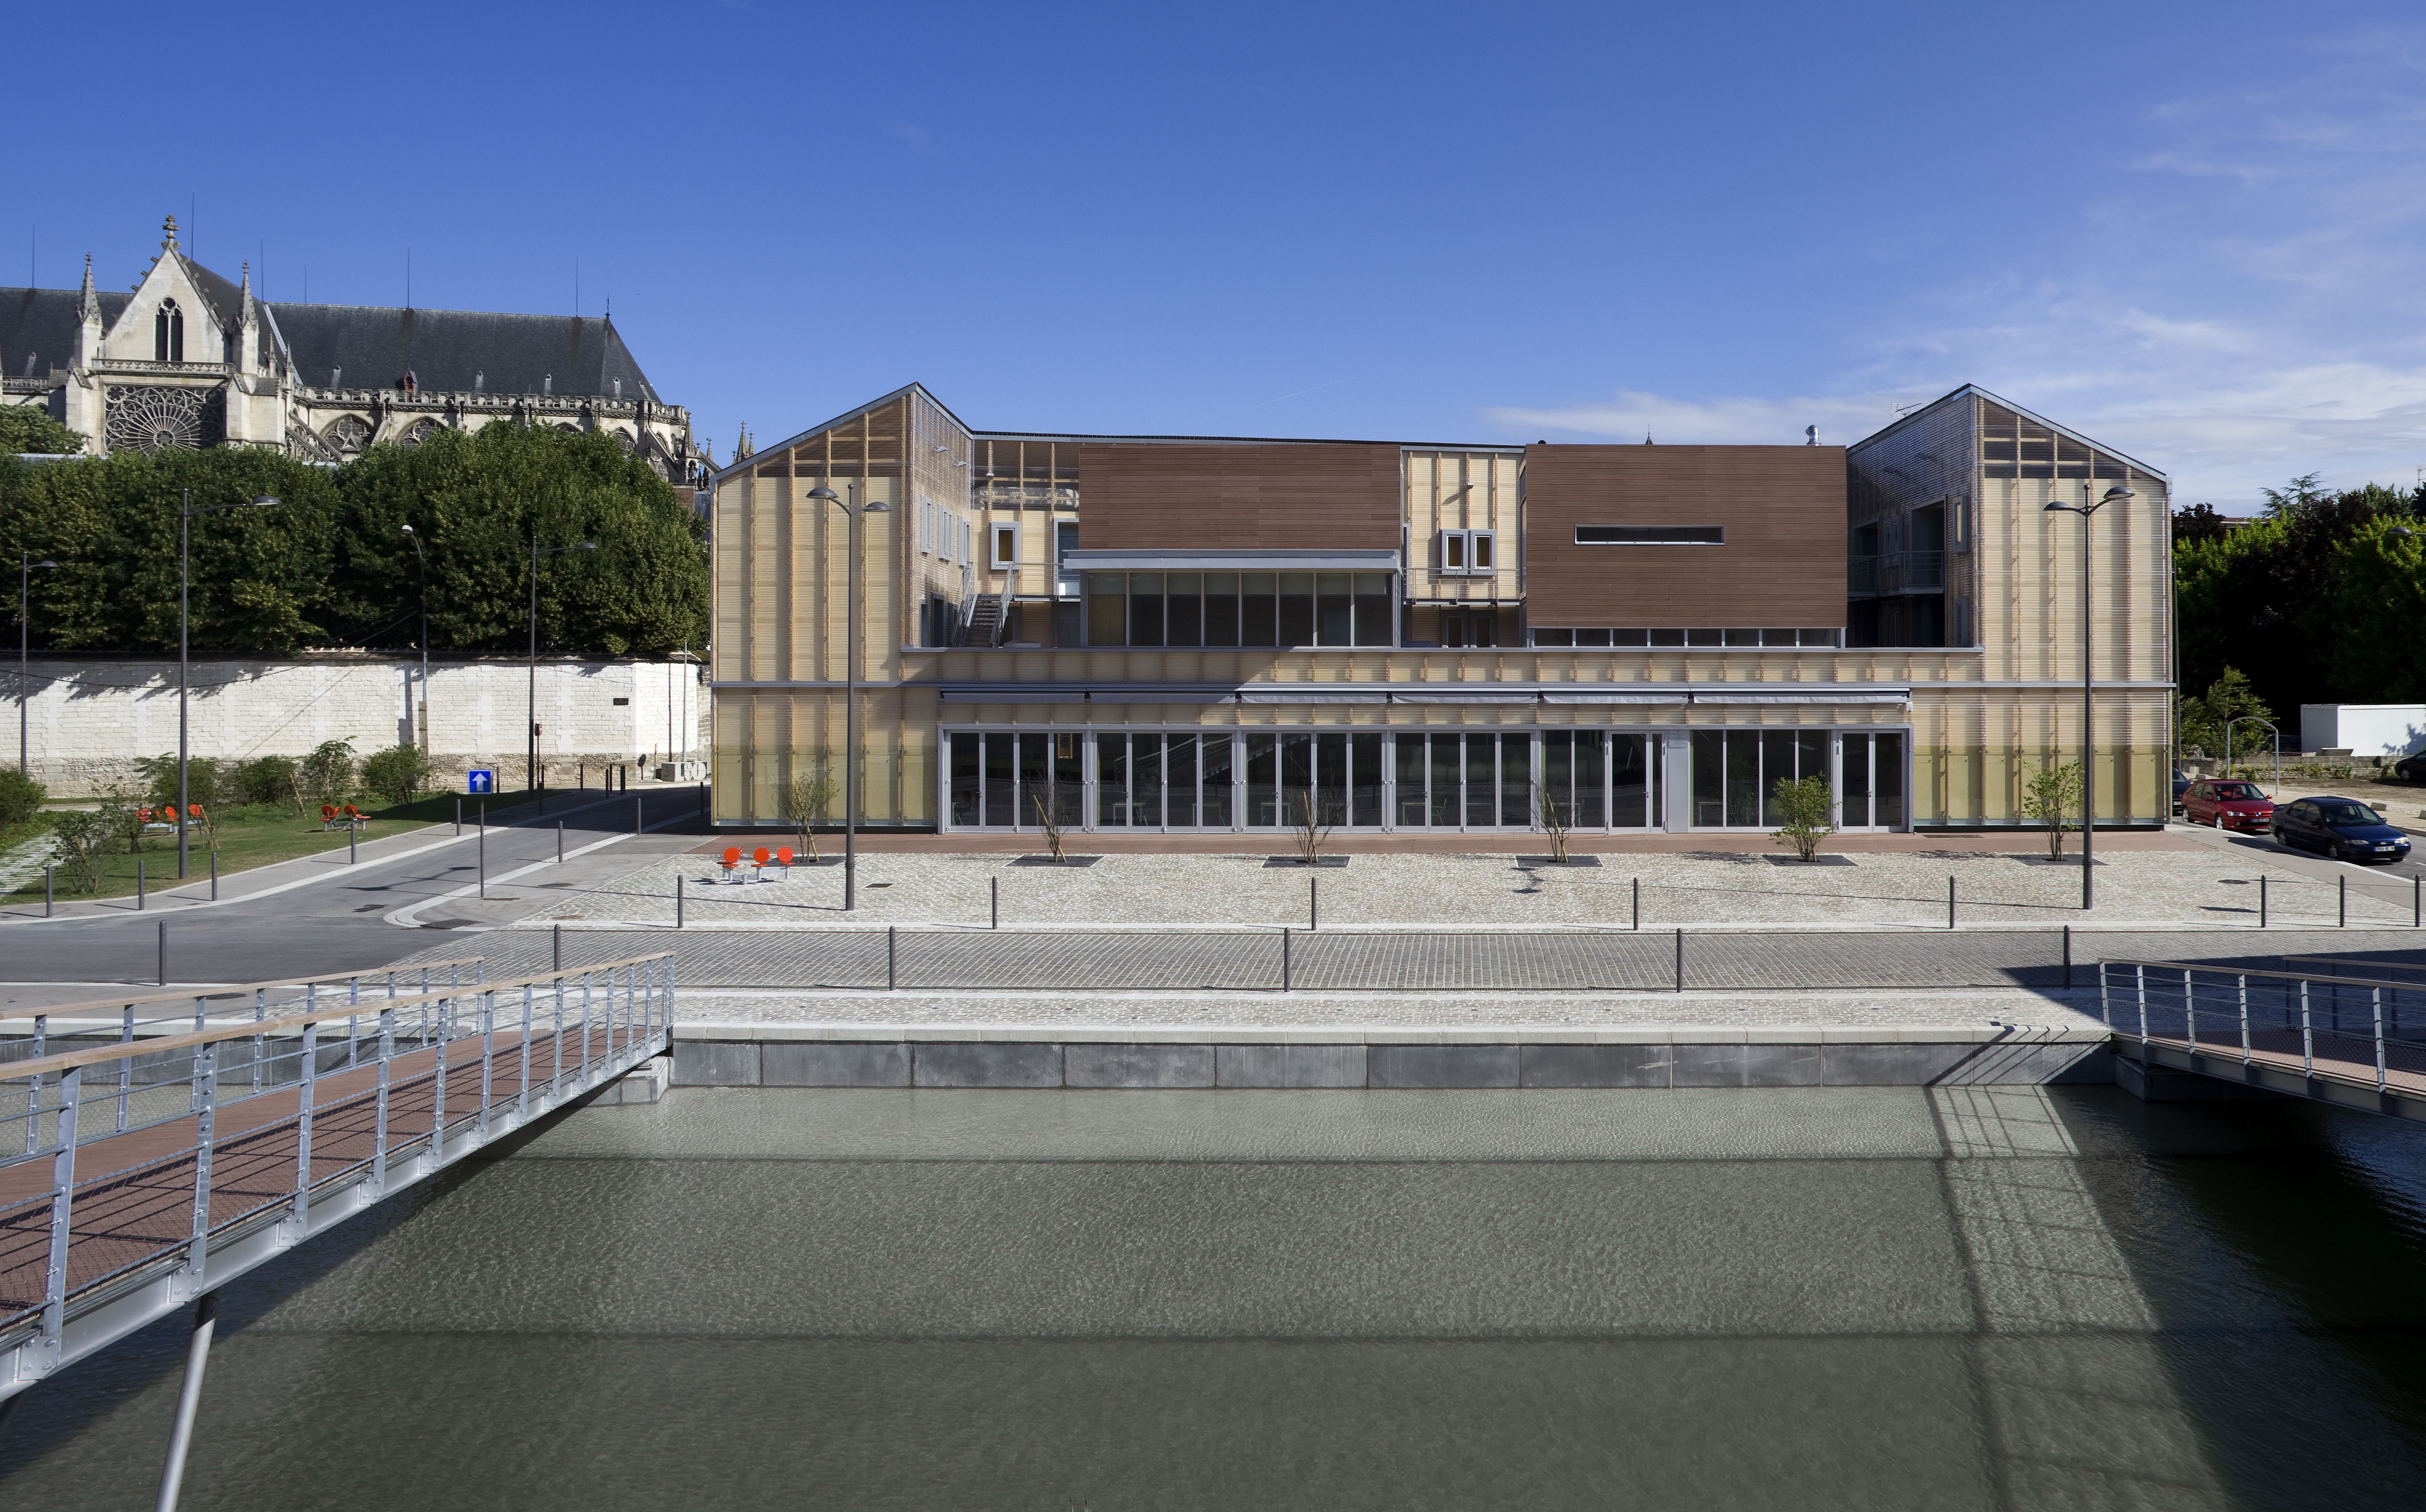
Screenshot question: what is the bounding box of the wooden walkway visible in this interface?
[0,1017,634,1330]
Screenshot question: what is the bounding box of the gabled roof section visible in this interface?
[0,286,127,377]
[1850,384,2167,481]
[174,254,247,333]
[266,305,659,400]
[715,382,971,481]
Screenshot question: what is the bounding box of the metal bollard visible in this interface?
[990,875,999,930]
[1632,876,1640,931]
[44,864,53,917]
[2062,925,2072,989]
[349,824,358,865]
[1948,875,1956,930]
[478,808,487,899]
[456,797,463,835]
[1282,926,1292,992]
[138,856,146,910]
[557,822,565,865]
[634,796,642,836]
[886,926,897,991]
[2415,875,2421,928]
[1310,876,1319,931]
[2259,875,2267,928]
[676,874,685,929]
[209,850,217,900]
[159,919,168,985]
[553,925,562,973]
[2340,875,2347,927]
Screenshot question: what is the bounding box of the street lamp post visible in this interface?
[806,485,890,911]
[400,524,429,754]
[180,488,282,879]
[2044,483,2135,909]
[527,534,598,792]
[18,553,58,776]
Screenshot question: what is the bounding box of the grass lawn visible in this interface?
[0,790,545,906]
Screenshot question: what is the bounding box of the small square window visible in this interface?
[1686,628,1722,647]
[990,522,1020,572]
[1723,628,1760,647]
[1534,627,1575,647]
[1760,628,1798,646]
[1576,628,1612,647]
[1611,629,1649,647]
[1438,528,1496,576]
[1650,629,1685,647]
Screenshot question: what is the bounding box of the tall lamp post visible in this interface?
[806,485,890,911]
[18,553,58,776]
[400,524,430,754]
[2044,483,2134,909]
[527,534,598,791]
[181,488,283,879]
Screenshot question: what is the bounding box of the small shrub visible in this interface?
[1768,775,1837,862]
[232,755,302,812]
[47,810,110,894]
[361,744,434,807]
[131,754,222,811]
[781,755,838,863]
[0,769,43,826]
[299,739,357,806]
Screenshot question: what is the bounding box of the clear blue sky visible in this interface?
[15,1,2425,507]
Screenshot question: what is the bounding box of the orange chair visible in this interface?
[751,846,772,881]
[717,846,743,884]
[774,846,794,877]
[320,803,340,831]
[188,804,203,819]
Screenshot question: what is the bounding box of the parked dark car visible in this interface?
[2270,797,2413,863]
[2182,779,2276,832]
[2395,750,2426,782]
[2172,768,2193,814]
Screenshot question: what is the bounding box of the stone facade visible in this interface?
[7,653,706,798]
[2,216,706,482]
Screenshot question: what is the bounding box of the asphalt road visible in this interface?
[0,787,709,999]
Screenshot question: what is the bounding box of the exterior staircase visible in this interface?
[962,592,1010,647]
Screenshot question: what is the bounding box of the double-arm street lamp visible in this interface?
[2044,483,2135,910]
[181,487,283,878]
[806,485,890,911]
[400,524,430,753]
[18,552,59,776]
[528,534,598,791]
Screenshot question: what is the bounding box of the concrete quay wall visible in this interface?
[667,1025,2113,1090]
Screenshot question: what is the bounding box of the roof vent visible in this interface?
[612,378,622,400]
[544,374,553,396]
[331,367,341,388]
[474,370,484,393]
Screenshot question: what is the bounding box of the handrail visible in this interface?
[2098,957,2423,995]
[0,957,490,1024]
[2278,954,2424,978]
[0,953,673,1083]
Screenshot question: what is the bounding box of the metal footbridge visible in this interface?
[0,952,672,1495]
[2098,956,2426,1119]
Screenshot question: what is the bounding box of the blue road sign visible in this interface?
[466,768,496,794]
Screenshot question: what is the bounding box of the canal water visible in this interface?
[4,1084,2425,1510]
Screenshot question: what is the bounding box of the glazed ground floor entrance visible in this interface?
[942,728,1907,833]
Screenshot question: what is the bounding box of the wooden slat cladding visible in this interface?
[1522,445,1847,627]
[1076,442,1402,550]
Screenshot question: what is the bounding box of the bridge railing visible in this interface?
[2096,958,2426,1092]
[0,952,674,1396]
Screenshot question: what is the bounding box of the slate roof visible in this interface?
[173,254,247,333]
[0,287,125,378]
[264,303,662,401]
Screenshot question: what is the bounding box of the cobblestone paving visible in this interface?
[403,926,2426,995]
[514,846,2424,931]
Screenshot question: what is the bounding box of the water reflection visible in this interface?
[0,1086,2420,1510]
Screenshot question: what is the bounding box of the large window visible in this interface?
[1689,730,1829,828]
[948,732,1083,828]
[1084,571,1395,647]
[1839,732,1905,827]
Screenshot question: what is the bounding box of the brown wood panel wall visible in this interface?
[1075,442,1402,550]
[1521,445,1847,626]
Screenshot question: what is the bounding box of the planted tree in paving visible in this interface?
[2023,761,2084,860]
[1768,774,1836,863]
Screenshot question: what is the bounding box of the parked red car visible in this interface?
[2182,778,2276,832]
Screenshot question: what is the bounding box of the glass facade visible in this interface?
[1083,572,1396,647]
[945,728,1914,831]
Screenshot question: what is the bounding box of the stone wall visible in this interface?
[5,654,707,797]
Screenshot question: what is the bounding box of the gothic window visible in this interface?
[324,414,373,454]
[399,419,445,449]
[106,386,223,453]
[154,300,185,363]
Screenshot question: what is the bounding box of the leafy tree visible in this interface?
[2022,762,2084,860]
[2171,503,2229,546]
[47,809,110,893]
[0,407,83,456]
[132,753,222,812]
[2174,668,2273,759]
[2259,472,2329,518]
[329,423,708,655]
[2319,517,2426,704]
[0,448,341,653]
[231,754,301,811]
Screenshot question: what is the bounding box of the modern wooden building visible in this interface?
[707,383,2172,836]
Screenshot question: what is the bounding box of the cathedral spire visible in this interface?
[161,213,179,252]
[77,253,98,321]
